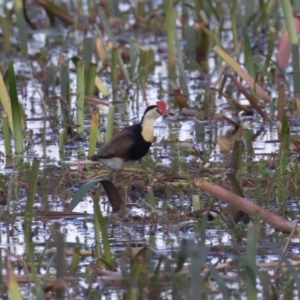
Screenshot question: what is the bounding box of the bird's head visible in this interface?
[142,101,168,121]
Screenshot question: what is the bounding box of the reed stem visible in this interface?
[76,60,85,135]
[280,0,300,93]
[111,47,118,102]
[0,14,11,53]
[165,0,176,70]
[105,105,115,142]
[88,107,99,157]
[2,114,12,160]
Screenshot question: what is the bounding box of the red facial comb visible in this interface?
[156,101,166,110]
[156,101,168,115]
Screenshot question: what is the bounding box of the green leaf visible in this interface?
[6,61,24,154]
[82,37,94,67]
[207,264,230,299]
[15,0,28,55]
[243,224,258,300]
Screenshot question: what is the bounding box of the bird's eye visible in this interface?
[156,108,162,114]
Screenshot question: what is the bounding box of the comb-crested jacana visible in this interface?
[90,101,168,182]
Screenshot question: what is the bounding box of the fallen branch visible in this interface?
[194,178,298,233]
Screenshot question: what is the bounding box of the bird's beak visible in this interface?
[162,110,169,119]
[159,108,169,116]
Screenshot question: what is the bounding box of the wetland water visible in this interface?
[0,0,299,299]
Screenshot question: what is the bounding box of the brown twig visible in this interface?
[220,74,269,121]
[194,178,298,233]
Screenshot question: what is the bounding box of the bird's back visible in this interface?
[90,123,152,162]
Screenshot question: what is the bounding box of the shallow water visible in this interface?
[0,1,298,298]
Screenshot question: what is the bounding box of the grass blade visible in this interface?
[50,222,66,298]
[0,72,13,132]
[244,224,258,300]
[26,158,41,216]
[85,63,97,96]
[243,28,255,78]
[82,37,94,67]
[0,15,11,53]
[207,264,230,299]
[105,105,115,142]
[6,61,24,155]
[91,188,113,268]
[111,47,118,101]
[2,114,12,161]
[88,107,99,158]
[280,0,300,93]
[74,59,85,136]
[6,258,22,300]
[15,0,28,55]
[95,76,110,96]
[165,0,176,70]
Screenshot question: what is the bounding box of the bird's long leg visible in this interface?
[106,169,114,181]
[105,169,118,183]
[112,170,118,184]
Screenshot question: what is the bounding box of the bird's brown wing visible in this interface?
[91,128,137,160]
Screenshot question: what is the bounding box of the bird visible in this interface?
[90,101,168,182]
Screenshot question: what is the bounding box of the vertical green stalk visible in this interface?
[24,213,43,296]
[60,61,70,130]
[50,223,66,298]
[174,18,189,99]
[230,0,238,49]
[0,15,11,53]
[85,63,97,96]
[147,186,156,207]
[69,245,81,274]
[165,0,176,70]
[88,108,99,157]
[263,27,275,72]
[91,190,112,267]
[82,37,94,67]
[97,9,130,83]
[105,105,114,142]
[233,140,242,183]
[0,72,13,132]
[25,158,40,215]
[192,195,201,210]
[245,224,258,300]
[76,60,85,135]
[295,0,300,12]
[111,47,118,102]
[138,47,155,72]
[280,0,300,93]
[291,45,300,93]
[136,0,145,17]
[93,187,102,258]
[59,129,66,153]
[61,61,70,101]
[6,259,22,300]
[243,129,254,155]
[7,61,24,155]
[2,114,12,160]
[277,82,285,124]
[0,231,2,297]
[14,0,28,55]
[24,158,45,299]
[243,29,255,78]
[94,212,102,258]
